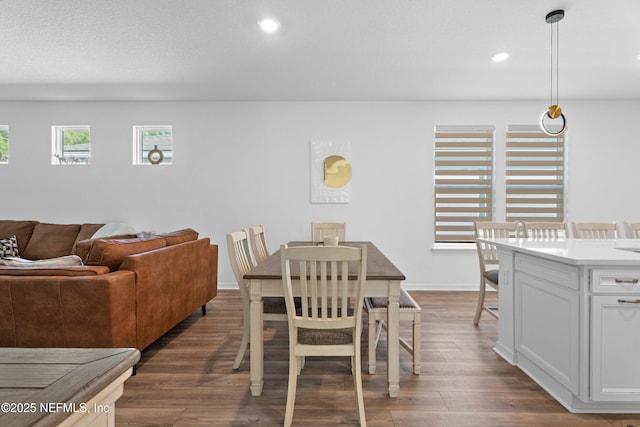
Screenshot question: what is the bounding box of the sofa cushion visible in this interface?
[85,235,167,271]
[72,224,104,253]
[0,255,83,267]
[0,220,38,255]
[22,223,81,260]
[74,234,139,263]
[159,228,199,245]
[0,235,19,258]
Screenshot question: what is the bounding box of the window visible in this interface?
[0,125,8,164]
[505,125,566,222]
[434,126,495,243]
[133,126,173,165]
[52,125,91,165]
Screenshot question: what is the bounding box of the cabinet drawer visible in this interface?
[591,269,640,294]
[515,253,579,290]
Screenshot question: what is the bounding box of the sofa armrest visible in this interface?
[207,243,219,303]
[0,270,137,348]
[119,238,215,350]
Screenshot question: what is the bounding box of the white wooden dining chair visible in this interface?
[311,222,346,242]
[365,288,421,375]
[522,221,568,239]
[625,222,640,238]
[571,222,620,239]
[248,224,270,264]
[280,244,368,427]
[473,221,519,325]
[227,230,288,370]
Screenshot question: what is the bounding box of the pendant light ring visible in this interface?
[539,110,567,136]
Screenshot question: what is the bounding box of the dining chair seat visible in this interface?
[484,269,499,284]
[365,288,421,375]
[262,297,290,314]
[298,328,353,345]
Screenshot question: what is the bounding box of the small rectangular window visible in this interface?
[133,126,173,165]
[0,125,8,164]
[505,125,566,222]
[52,125,91,165]
[434,125,495,243]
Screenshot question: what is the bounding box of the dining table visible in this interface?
[244,241,406,398]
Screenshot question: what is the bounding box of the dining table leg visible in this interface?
[249,279,264,396]
[387,280,401,397]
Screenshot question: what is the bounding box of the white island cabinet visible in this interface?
[482,238,640,413]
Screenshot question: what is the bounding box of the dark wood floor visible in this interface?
[115,290,640,426]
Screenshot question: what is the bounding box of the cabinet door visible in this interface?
[591,295,640,401]
[516,271,579,394]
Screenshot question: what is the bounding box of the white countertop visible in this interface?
[479,238,640,266]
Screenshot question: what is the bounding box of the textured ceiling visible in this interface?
[1,0,639,101]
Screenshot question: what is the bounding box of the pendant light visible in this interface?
[540,9,567,136]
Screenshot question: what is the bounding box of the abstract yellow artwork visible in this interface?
[323,155,352,188]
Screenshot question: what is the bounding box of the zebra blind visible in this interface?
[505,126,565,222]
[434,126,494,243]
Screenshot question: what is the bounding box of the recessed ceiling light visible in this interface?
[492,52,509,62]
[258,18,280,33]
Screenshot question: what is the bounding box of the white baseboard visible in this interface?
[219,282,240,290]
[401,282,479,291]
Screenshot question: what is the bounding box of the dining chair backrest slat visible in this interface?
[572,222,620,239]
[248,224,270,264]
[523,221,568,239]
[311,222,346,242]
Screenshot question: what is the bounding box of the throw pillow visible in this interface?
[21,223,81,260]
[0,254,83,267]
[0,235,19,258]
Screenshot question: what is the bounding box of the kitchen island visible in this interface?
[481,237,640,413]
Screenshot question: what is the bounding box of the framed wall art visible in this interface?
[310,140,352,203]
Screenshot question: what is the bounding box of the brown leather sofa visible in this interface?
[0,220,218,350]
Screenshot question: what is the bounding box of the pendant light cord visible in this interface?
[549,20,560,106]
[556,21,559,107]
[550,23,553,106]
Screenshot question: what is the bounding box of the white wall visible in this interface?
[1,100,639,288]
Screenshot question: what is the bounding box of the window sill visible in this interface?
[431,242,476,251]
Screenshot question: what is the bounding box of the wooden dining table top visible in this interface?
[0,347,139,427]
[243,241,406,281]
